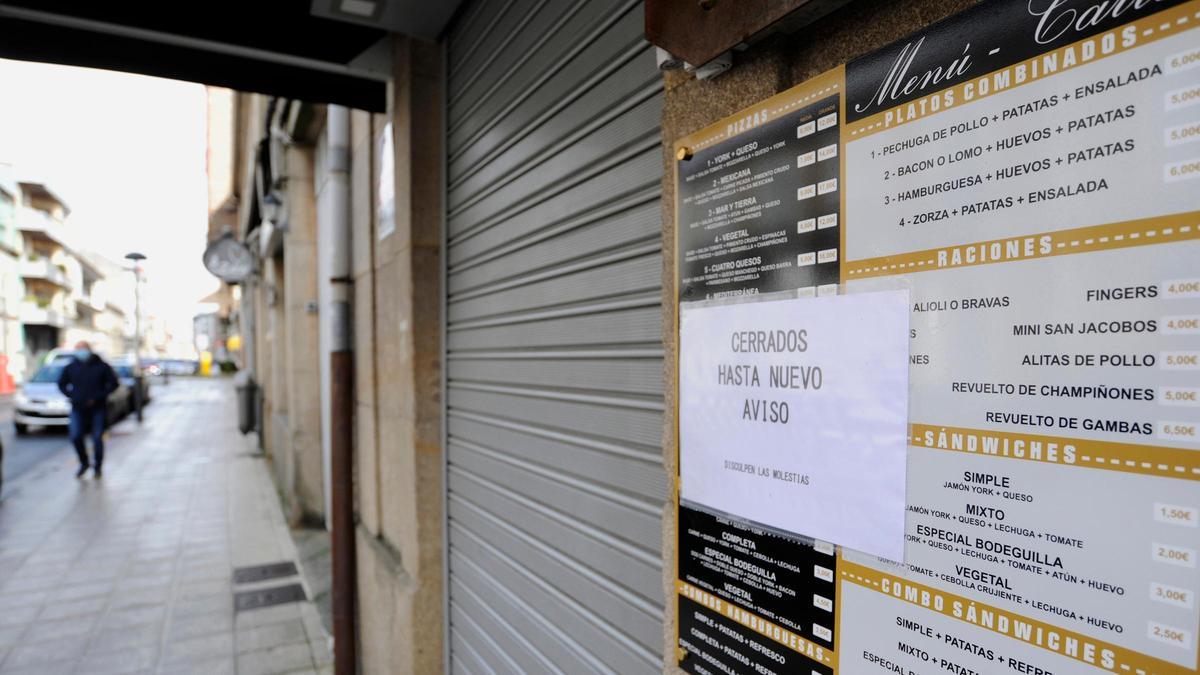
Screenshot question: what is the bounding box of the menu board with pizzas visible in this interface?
[674,1,1200,673]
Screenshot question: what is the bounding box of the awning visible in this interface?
[0,1,463,112]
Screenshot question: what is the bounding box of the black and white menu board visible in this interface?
[675,1,1200,673]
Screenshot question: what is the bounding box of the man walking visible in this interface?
[57,341,119,479]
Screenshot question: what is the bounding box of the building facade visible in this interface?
[15,181,72,372]
[6,181,136,372]
[64,253,125,357]
[210,3,940,671]
[208,0,1200,673]
[210,3,680,664]
[0,166,25,391]
[78,251,136,357]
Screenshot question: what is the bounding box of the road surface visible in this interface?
[0,397,73,492]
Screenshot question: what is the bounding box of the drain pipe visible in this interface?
[325,104,357,675]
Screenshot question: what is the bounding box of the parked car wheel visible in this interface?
[14,422,27,436]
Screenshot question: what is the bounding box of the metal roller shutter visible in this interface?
[444,0,666,672]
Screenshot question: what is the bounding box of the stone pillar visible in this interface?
[282,144,326,525]
[354,35,445,675]
[264,252,289,492]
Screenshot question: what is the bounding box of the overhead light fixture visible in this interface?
[338,0,380,19]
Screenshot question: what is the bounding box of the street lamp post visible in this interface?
[125,252,145,422]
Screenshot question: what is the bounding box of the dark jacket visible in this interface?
[57,354,119,409]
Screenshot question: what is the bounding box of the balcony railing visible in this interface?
[20,258,71,288]
[20,305,65,328]
[17,206,65,235]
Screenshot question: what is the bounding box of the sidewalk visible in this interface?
[0,378,332,675]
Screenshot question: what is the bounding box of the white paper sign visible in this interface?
[376,122,395,241]
[680,290,910,560]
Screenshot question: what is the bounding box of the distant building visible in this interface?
[202,86,242,370]
[11,180,137,372]
[143,312,171,358]
[192,310,228,363]
[197,282,237,365]
[15,181,72,373]
[67,251,133,357]
[0,165,25,389]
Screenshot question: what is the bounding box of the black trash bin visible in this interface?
[234,372,258,435]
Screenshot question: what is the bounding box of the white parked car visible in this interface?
[14,356,131,435]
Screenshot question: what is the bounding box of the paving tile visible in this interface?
[157,655,235,675]
[174,580,231,602]
[15,559,73,574]
[0,605,41,627]
[0,589,48,611]
[186,536,229,546]
[116,574,175,593]
[235,618,308,654]
[183,535,228,549]
[300,609,326,643]
[234,603,303,630]
[0,551,37,565]
[83,548,131,562]
[105,605,167,628]
[184,537,229,549]
[0,658,80,675]
[236,642,315,675]
[310,637,333,667]
[0,624,27,648]
[165,610,233,643]
[178,567,229,584]
[21,615,98,644]
[78,643,158,673]
[183,554,230,569]
[1,634,86,669]
[88,621,163,653]
[37,596,107,622]
[171,595,230,618]
[2,574,64,593]
[128,561,176,578]
[131,549,176,564]
[52,581,116,603]
[109,585,172,610]
[161,632,234,666]
[82,559,133,575]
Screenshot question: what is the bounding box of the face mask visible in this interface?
[77,349,92,359]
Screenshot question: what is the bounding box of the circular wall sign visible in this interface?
[202,234,255,283]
